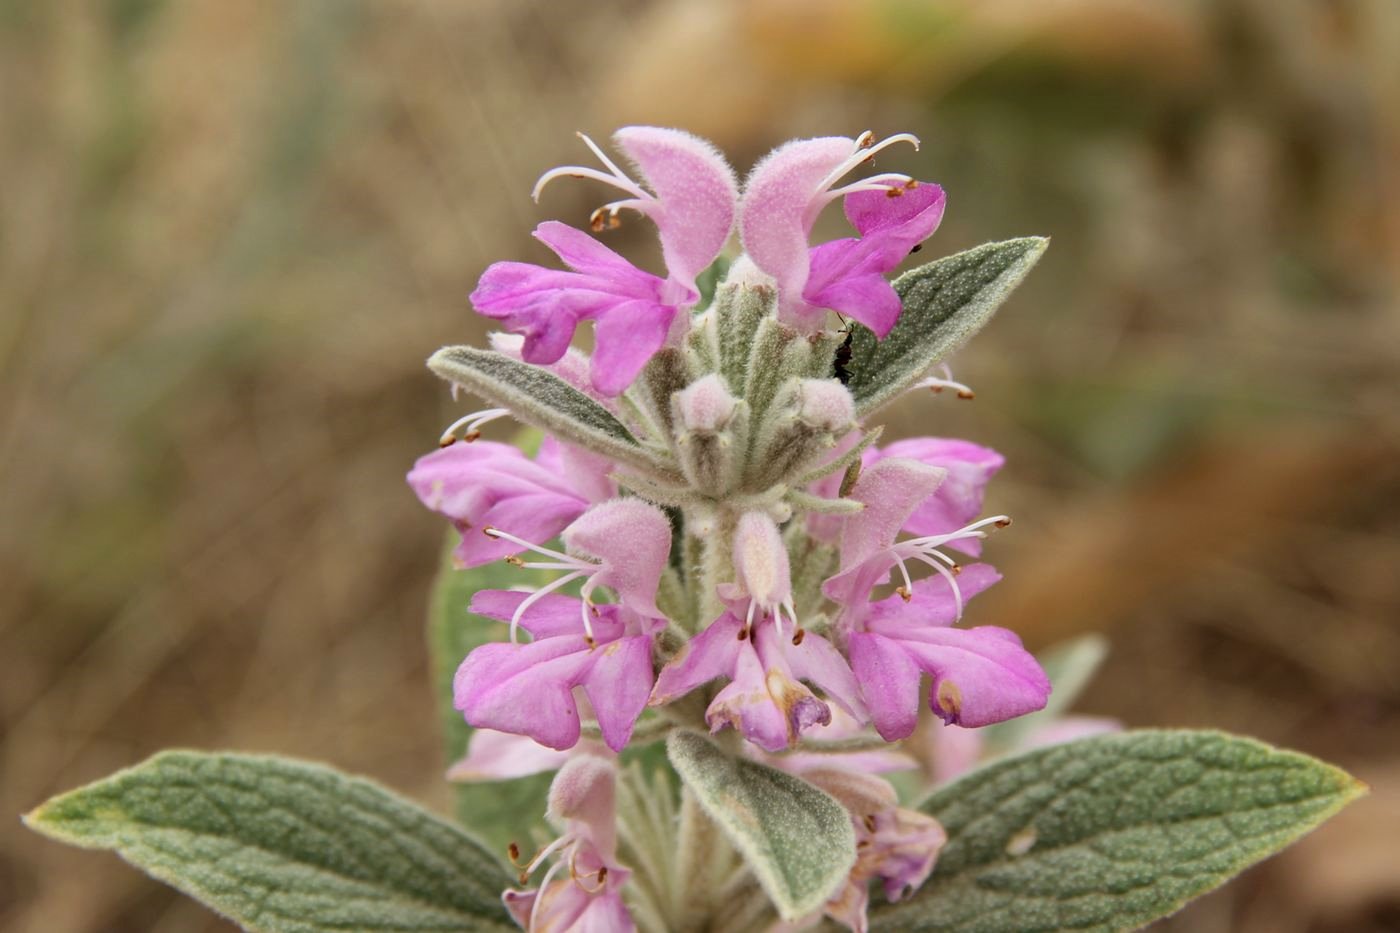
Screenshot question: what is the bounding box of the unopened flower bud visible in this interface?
[796,378,856,433]
[745,378,857,490]
[671,375,748,496]
[674,374,737,433]
[732,511,792,612]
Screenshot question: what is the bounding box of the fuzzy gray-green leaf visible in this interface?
[667,730,855,920]
[870,729,1365,932]
[846,237,1047,417]
[428,346,662,473]
[25,751,515,932]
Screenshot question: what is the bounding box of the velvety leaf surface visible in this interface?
[25,751,515,932]
[667,730,855,921]
[845,237,1048,416]
[427,346,662,473]
[870,729,1365,932]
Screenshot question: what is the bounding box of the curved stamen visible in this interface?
[886,514,1011,618]
[532,133,651,203]
[484,525,604,642]
[507,571,586,643]
[526,854,569,932]
[569,850,609,894]
[516,833,573,878]
[440,407,511,446]
[914,364,975,399]
[815,132,921,195]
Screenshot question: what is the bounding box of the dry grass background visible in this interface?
[2,0,1398,930]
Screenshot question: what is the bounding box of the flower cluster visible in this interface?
[409,127,1052,932]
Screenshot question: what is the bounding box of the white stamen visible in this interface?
[526,850,569,932]
[914,364,975,399]
[508,571,585,643]
[520,833,573,875]
[484,526,603,642]
[531,132,651,205]
[440,407,510,446]
[887,515,1011,621]
[816,132,921,195]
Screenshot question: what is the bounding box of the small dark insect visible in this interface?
[833,312,856,385]
[834,328,855,385]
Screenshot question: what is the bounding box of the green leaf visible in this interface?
[667,730,855,920]
[845,237,1048,417]
[427,535,554,853]
[427,346,666,474]
[870,729,1366,932]
[24,751,516,933]
[981,633,1109,752]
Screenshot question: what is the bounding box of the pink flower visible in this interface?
[816,457,1047,740]
[844,565,1050,741]
[472,127,738,396]
[447,729,571,783]
[483,498,674,643]
[740,131,945,335]
[406,437,610,569]
[650,608,864,753]
[651,512,866,752]
[774,762,944,933]
[505,755,635,932]
[863,438,1005,557]
[454,591,660,752]
[821,457,1007,614]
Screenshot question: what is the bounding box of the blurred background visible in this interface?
[3,0,1397,929]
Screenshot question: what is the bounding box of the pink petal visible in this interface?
[773,625,868,723]
[581,634,657,752]
[740,136,857,308]
[454,638,594,750]
[805,271,902,338]
[446,729,568,782]
[842,458,947,568]
[650,612,745,705]
[875,439,1004,556]
[841,182,946,263]
[589,298,676,397]
[469,590,625,642]
[614,126,738,289]
[564,499,673,618]
[848,631,924,741]
[863,564,1003,630]
[897,626,1051,729]
[707,639,829,753]
[534,220,647,283]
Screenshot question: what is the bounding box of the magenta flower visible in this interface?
[406,437,610,569]
[454,590,660,752]
[651,512,866,751]
[650,607,864,753]
[821,457,1008,614]
[447,729,571,783]
[864,438,1005,557]
[844,564,1051,741]
[505,755,635,932]
[472,127,738,396]
[801,767,946,933]
[740,131,945,335]
[484,497,673,644]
